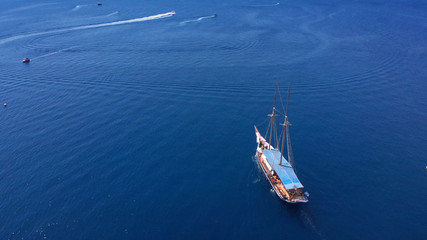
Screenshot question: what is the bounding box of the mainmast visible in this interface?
[267,83,278,150]
[280,85,291,166]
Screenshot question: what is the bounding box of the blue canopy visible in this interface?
[263,149,304,189]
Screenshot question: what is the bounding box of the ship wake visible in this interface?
[72,5,90,11]
[0,11,175,45]
[31,46,78,60]
[105,11,120,17]
[247,2,280,7]
[180,15,215,26]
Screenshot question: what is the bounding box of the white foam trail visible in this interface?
[71,11,174,29]
[248,2,280,7]
[105,11,119,17]
[252,178,261,184]
[32,46,78,60]
[0,11,175,45]
[180,15,215,26]
[72,4,90,11]
[2,3,57,14]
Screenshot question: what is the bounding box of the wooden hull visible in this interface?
[256,152,287,201]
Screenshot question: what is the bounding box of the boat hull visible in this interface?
[254,126,308,203]
[255,152,307,203]
[255,152,286,201]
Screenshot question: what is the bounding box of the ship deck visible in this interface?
[262,149,304,190]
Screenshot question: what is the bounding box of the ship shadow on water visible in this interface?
[280,201,325,240]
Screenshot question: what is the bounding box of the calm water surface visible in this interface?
[0,0,426,239]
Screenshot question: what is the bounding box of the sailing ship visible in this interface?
[254,85,308,203]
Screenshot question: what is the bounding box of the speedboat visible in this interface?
[213,13,218,17]
[22,58,30,63]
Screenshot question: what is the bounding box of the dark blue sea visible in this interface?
[1,0,426,239]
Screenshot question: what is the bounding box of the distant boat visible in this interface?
[97,2,102,6]
[22,58,30,63]
[254,84,308,203]
[213,13,218,17]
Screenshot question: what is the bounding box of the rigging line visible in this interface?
[268,82,278,148]
[280,86,291,165]
[274,122,279,148]
[286,125,295,170]
[271,124,275,146]
[285,84,291,117]
[278,86,287,114]
[275,109,285,116]
[264,120,271,142]
[275,124,281,149]
[280,118,286,165]
[255,117,269,128]
[278,125,284,149]
[280,126,286,160]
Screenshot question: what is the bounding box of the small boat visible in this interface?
[213,13,218,17]
[22,58,30,63]
[170,10,176,15]
[97,2,102,6]
[254,84,308,203]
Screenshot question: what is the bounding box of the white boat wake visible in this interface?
[72,4,90,11]
[31,46,78,60]
[105,11,120,17]
[248,2,280,7]
[0,11,175,45]
[2,3,57,14]
[180,15,215,26]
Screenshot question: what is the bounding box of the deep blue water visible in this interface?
[1,0,426,239]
